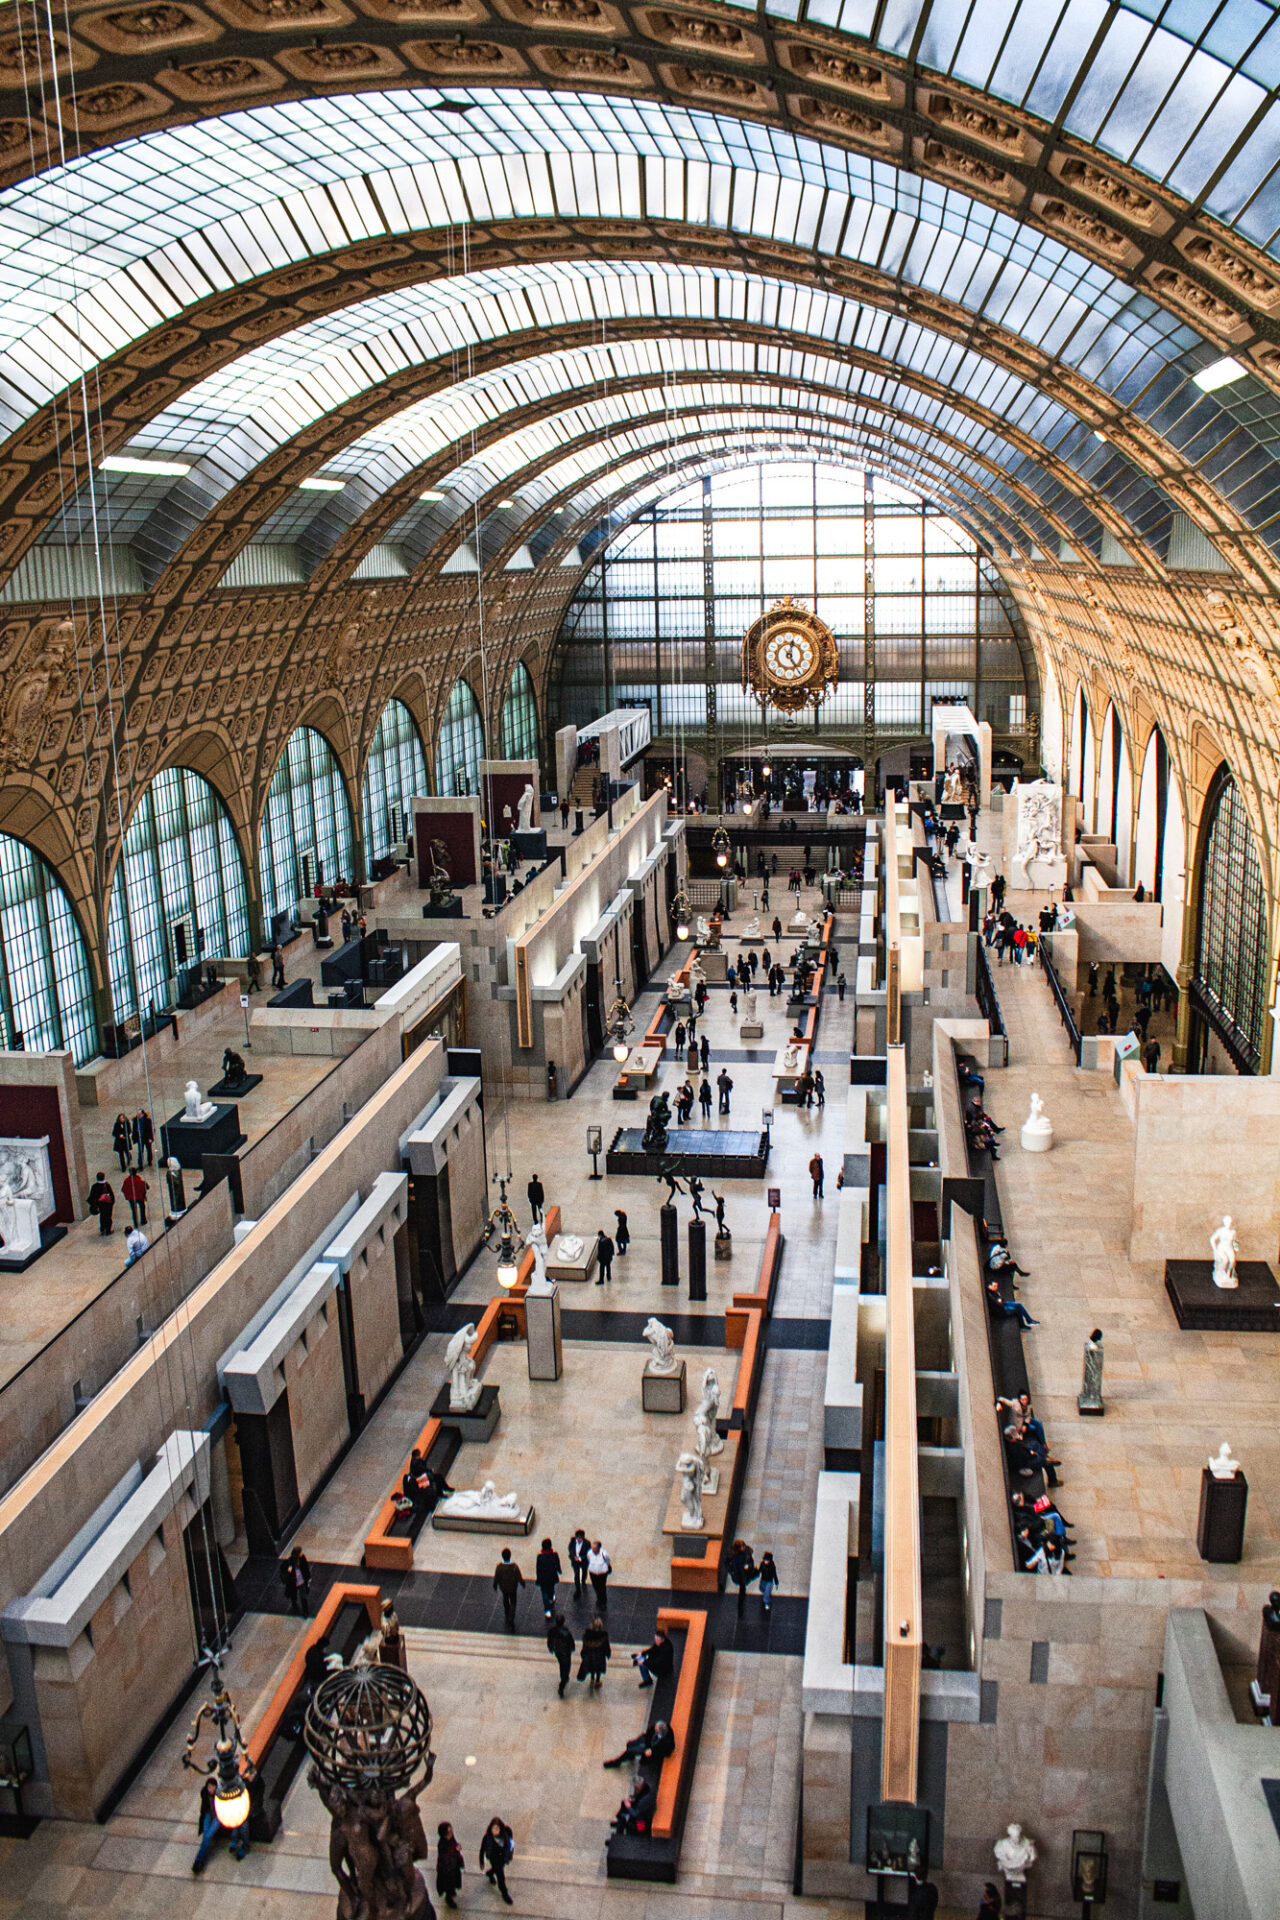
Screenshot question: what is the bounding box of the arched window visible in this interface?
[108,767,252,1023]
[0,836,96,1064]
[362,699,427,866]
[260,726,356,923]
[1194,768,1270,1072]
[500,663,538,761]
[437,680,484,797]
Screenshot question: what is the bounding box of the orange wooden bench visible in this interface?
[725,1211,782,1343]
[651,1607,711,1840]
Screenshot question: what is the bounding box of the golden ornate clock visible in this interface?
[741,598,840,714]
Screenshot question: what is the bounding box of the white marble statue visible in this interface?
[994,1823,1038,1885]
[743,989,758,1023]
[695,1367,725,1456]
[517,782,535,832]
[436,1479,522,1517]
[696,916,712,944]
[1209,1441,1242,1479]
[689,954,707,992]
[0,1138,52,1259]
[643,1316,679,1376]
[1210,1214,1239,1290]
[526,1221,551,1293]
[555,1233,584,1262]
[1013,779,1064,888]
[692,1408,720,1493]
[943,764,965,804]
[1020,1090,1054,1154]
[183,1079,216,1123]
[443,1323,483,1412]
[783,1040,800,1073]
[742,916,761,937]
[676,1451,705,1530]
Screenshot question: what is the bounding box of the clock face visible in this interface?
[764,629,817,684]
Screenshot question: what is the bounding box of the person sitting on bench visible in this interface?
[612,1773,658,1833]
[403,1449,452,1513]
[603,1719,675,1770]
[986,1280,1039,1328]
[988,1240,1029,1279]
[632,1627,674,1689]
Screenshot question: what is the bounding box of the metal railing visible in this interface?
[973,939,1009,1067]
[1038,942,1083,1063]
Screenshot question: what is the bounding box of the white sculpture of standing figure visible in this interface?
[517,782,535,832]
[743,989,757,1023]
[696,1367,725,1456]
[1209,1441,1242,1479]
[526,1221,551,1293]
[1020,1090,1054,1154]
[783,1040,800,1072]
[994,1823,1037,1887]
[689,954,706,992]
[943,764,965,804]
[183,1079,215,1123]
[443,1323,483,1411]
[643,1317,679,1375]
[676,1451,705,1529]
[1210,1214,1239,1290]
[692,1409,720,1494]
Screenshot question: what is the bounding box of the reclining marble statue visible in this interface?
[443,1324,482,1412]
[435,1480,523,1518]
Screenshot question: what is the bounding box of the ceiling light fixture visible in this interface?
[100,454,190,477]
[498,498,515,508]
[419,488,445,501]
[298,476,345,491]
[1193,355,1248,393]
[1092,431,1107,443]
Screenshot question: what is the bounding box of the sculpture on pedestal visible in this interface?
[526,1222,550,1293]
[695,1368,725,1456]
[221,1048,248,1088]
[1020,1091,1054,1153]
[443,1325,482,1412]
[1012,780,1063,888]
[1210,1214,1239,1290]
[742,917,760,937]
[0,1138,51,1260]
[434,1481,523,1518]
[184,1079,216,1123]
[689,954,706,993]
[942,765,965,804]
[1209,1441,1242,1478]
[712,1193,729,1241]
[688,1175,708,1219]
[642,1318,679,1376]
[517,783,535,832]
[426,839,454,908]
[742,989,757,1024]
[305,1663,435,1920]
[676,1451,705,1529]
[1078,1328,1105,1415]
[783,1040,800,1072]
[994,1823,1037,1908]
[642,1092,671,1154]
[657,1163,686,1205]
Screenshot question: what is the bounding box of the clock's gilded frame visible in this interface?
[741,597,841,715]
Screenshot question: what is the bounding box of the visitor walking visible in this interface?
[494,1548,524,1629]
[111,1112,132,1172]
[526,1173,544,1223]
[674,1020,686,1052]
[122,1168,149,1227]
[717,1068,733,1114]
[614,1208,629,1254]
[191,1773,248,1874]
[535,1537,561,1619]
[814,1069,826,1108]
[837,971,847,1001]
[547,1613,575,1695]
[579,1615,611,1689]
[1143,1038,1161,1074]
[758,1550,779,1616]
[809,1152,824,1199]
[271,943,286,990]
[595,1228,614,1285]
[567,1527,589,1600]
[587,1540,612,1609]
[281,1546,311,1616]
[727,1540,757,1617]
[436,1823,465,1908]
[132,1107,154,1165]
[87,1172,115,1234]
[479,1817,515,1906]
[698,1077,713,1120]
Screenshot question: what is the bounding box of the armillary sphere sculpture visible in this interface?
[305,1662,436,1920]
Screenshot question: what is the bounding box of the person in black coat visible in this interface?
[613,1775,656,1833]
[493,1549,524,1629]
[604,1719,675,1769]
[727,1540,757,1616]
[132,1108,154,1166]
[547,1613,575,1696]
[526,1174,544,1224]
[567,1527,589,1600]
[535,1538,561,1618]
[87,1172,115,1234]
[595,1230,614,1286]
[436,1822,465,1908]
[479,1817,515,1906]
[699,1033,710,1072]
[579,1616,611,1688]
[281,1546,311,1616]
[613,1209,629,1255]
[633,1626,674,1688]
[111,1113,132,1172]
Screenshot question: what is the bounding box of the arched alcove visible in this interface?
[500,663,539,763]
[0,835,97,1063]
[259,725,356,924]
[362,698,428,867]
[1189,765,1271,1074]
[436,680,485,798]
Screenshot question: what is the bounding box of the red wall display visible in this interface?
[0,1085,75,1221]
[414,805,479,887]
[482,773,534,836]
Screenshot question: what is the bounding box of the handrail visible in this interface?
[972,940,1009,1067]
[1037,943,1082,1063]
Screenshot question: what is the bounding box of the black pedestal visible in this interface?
[687,1217,707,1302]
[429,1382,501,1441]
[1165,1259,1280,1330]
[660,1204,679,1287]
[209,1072,262,1097]
[1197,1467,1248,1562]
[512,828,547,861]
[160,1102,245,1169]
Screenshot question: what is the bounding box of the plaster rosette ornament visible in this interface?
[740,597,839,715]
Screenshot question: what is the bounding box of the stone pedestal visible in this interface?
[525,1285,562,1381]
[700,949,727,983]
[430,1382,501,1441]
[687,1217,707,1302]
[642,1360,686,1413]
[1197,1466,1247,1563]
[739,1021,764,1040]
[714,1231,733,1262]
[1020,1115,1054,1153]
[660,1203,679,1287]
[511,828,547,861]
[160,1101,244,1168]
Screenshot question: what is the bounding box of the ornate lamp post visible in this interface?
[483,1175,524,1290]
[305,1663,436,1920]
[606,976,635,1062]
[670,885,692,941]
[181,1652,253,1835]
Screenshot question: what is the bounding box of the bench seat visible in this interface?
[604,1611,713,1883]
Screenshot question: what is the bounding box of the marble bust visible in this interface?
[183,1079,216,1123]
[643,1317,679,1375]
[443,1323,482,1412]
[1209,1441,1242,1479]
[994,1823,1037,1883]
[517,782,535,831]
[1210,1214,1239,1290]
[436,1480,521,1517]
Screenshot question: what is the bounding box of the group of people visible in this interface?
[964,1096,1006,1164]
[1085,961,1175,1058]
[495,1529,615,1638]
[983,909,1036,966]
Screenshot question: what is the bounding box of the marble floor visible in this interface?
[979,891,1280,1580]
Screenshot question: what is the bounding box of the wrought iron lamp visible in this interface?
[712,826,731,870]
[606,977,635,1062]
[181,1652,252,1830]
[484,1174,524,1289]
[671,885,692,941]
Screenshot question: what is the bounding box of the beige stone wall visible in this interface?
[445,1102,487,1277]
[286,1298,349,1507]
[347,1229,405,1411]
[1128,1072,1280,1263]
